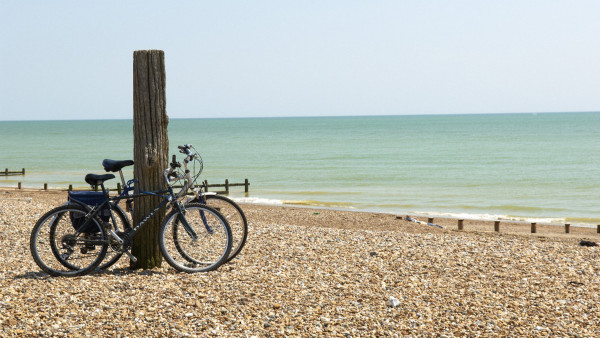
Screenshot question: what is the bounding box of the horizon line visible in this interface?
[1,110,599,123]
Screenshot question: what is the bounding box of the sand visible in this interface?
[1,188,600,336]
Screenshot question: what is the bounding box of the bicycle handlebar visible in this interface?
[165,144,199,184]
[178,144,193,155]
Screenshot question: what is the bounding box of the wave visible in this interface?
[232,196,356,209]
[231,197,285,205]
[231,195,599,226]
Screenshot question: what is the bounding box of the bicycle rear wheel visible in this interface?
[197,194,247,263]
[30,205,108,277]
[159,203,232,273]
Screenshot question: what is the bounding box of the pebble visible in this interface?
[1,191,600,336]
[388,296,401,308]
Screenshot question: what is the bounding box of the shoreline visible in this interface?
[2,182,599,229]
[2,187,599,241]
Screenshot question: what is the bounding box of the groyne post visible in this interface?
[531,222,537,233]
[494,220,500,232]
[564,223,570,234]
[427,217,434,224]
[18,182,21,189]
[458,219,464,230]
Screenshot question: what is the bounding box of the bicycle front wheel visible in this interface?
[30,205,108,277]
[197,194,248,263]
[159,203,232,273]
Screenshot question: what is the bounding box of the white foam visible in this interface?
[231,197,284,206]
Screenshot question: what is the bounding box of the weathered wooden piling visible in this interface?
[565,223,570,234]
[494,220,500,232]
[458,219,464,230]
[531,222,537,233]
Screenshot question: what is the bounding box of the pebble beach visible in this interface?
[1,189,600,337]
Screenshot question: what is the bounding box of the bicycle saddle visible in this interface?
[85,173,115,186]
[102,159,134,172]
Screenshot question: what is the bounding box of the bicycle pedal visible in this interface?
[124,251,137,263]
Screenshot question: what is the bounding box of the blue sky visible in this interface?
[1,1,599,120]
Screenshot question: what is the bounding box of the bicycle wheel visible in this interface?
[198,194,248,262]
[159,203,232,273]
[30,205,108,277]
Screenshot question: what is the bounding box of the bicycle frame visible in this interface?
[73,184,199,263]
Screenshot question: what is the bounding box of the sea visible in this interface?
[1,112,599,226]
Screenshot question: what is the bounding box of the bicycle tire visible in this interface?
[30,205,108,277]
[159,203,232,273]
[196,194,248,263]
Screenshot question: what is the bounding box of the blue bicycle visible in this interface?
[30,149,233,277]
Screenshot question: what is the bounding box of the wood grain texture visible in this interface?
[132,50,169,269]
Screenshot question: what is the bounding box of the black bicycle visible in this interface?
[30,153,233,277]
[66,145,248,270]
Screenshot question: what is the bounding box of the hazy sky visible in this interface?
[1,1,599,121]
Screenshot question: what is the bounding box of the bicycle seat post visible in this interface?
[118,169,126,189]
[100,182,109,197]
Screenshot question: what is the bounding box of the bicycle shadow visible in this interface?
[13,267,167,279]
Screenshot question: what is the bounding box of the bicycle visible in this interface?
[173,145,248,263]
[30,152,233,277]
[65,146,247,270]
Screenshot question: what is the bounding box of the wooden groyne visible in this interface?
[1,168,25,176]
[9,178,250,195]
[402,216,600,235]
[450,217,600,234]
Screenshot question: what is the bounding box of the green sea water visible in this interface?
[1,112,599,226]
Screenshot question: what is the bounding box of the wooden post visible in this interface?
[22,168,25,175]
[565,223,570,234]
[597,225,600,234]
[18,182,21,189]
[203,180,208,192]
[245,178,249,193]
[43,183,48,190]
[131,50,169,270]
[458,219,464,230]
[225,179,229,194]
[68,184,73,191]
[4,169,7,175]
[427,217,434,224]
[494,221,500,232]
[531,222,537,233]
